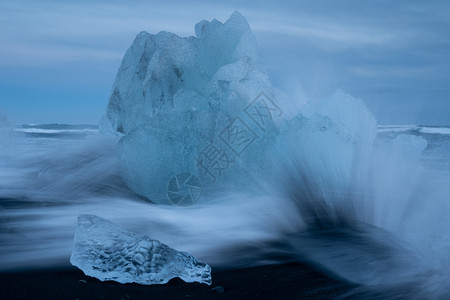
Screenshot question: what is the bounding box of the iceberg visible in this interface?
[99,11,377,207]
[70,215,212,285]
[0,112,15,154]
[100,11,279,204]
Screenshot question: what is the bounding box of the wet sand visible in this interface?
[0,262,356,299]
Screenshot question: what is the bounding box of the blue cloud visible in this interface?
[0,0,449,124]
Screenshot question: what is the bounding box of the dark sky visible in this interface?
[0,0,449,125]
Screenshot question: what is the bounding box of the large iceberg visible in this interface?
[100,11,377,207]
[70,215,212,285]
[100,11,280,205]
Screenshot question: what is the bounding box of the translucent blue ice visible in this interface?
[70,215,212,285]
[100,12,277,204]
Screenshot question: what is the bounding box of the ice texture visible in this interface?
[99,11,379,206]
[100,11,277,204]
[70,215,212,285]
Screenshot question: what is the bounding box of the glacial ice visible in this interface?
[100,11,379,206]
[70,214,212,285]
[100,11,279,204]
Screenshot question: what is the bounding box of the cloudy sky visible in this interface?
[1,0,449,125]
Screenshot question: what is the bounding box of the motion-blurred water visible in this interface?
[1,123,450,298]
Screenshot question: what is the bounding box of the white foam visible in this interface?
[419,127,450,135]
[15,128,99,134]
[377,125,417,133]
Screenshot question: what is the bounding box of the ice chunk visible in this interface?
[274,90,377,213]
[0,111,9,127]
[70,214,212,285]
[100,12,277,204]
[0,112,15,154]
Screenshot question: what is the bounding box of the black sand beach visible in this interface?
[0,263,357,299]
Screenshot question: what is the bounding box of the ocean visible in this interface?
[1,123,450,298]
